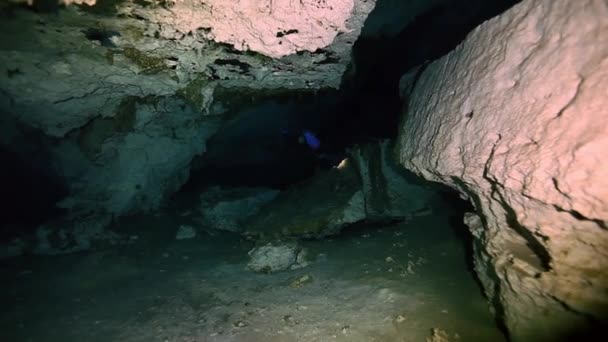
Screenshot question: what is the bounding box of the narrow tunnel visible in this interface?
[0,0,606,341]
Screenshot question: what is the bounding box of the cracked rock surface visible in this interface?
[0,0,375,244]
[396,0,608,340]
[1,0,375,136]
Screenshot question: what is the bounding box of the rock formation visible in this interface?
[396,0,608,339]
[2,0,606,339]
[0,0,376,249]
[199,186,279,232]
[245,141,433,239]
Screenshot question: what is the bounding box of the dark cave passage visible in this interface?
[174,0,523,217]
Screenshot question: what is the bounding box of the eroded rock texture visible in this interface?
[0,0,375,251]
[246,141,433,239]
[397,0,608,339]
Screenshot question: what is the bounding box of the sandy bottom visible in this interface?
[0,212,505,342]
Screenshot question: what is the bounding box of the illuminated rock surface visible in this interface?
[397,0,608,339]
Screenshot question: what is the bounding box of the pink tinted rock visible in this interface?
[150,0,359,58]
[397,0,608,340]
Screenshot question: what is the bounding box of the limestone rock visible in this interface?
[244,155,363,238]
[247,243,308,273]
[245,141,432,238]
[349,141,433,219]
[0,0,376,137]
[53,96,221,217]
[426,328,450,342]
[0,212,121,257]
[135,0,362,59]
[0,0,377,226]
[32,213,117,255]
[289,274,313,288]
[0,209,141,258]
[199,186,279,232]
[396,0,608,339]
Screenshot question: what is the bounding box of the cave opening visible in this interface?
[6,0,601,341]
[176,0,523,192]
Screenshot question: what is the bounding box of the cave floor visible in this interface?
[0,212,504,342]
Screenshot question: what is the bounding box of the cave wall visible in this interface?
[54,96,221,216]
[1,96,220,257]
[0,0,377,236]
[244,139,435,239]
[396,0,608,339]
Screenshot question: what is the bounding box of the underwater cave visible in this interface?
[1,0,607,341]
